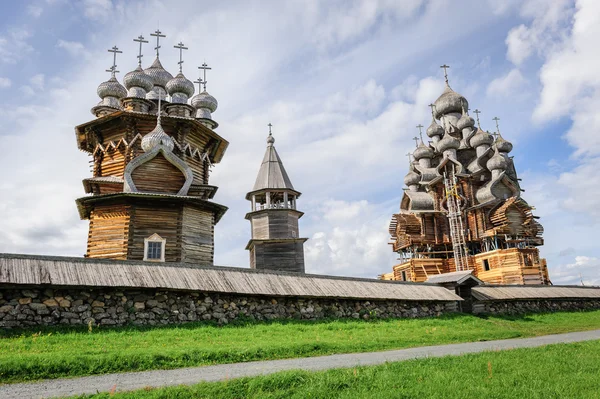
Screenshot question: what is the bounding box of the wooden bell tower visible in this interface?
[245,125,307,273]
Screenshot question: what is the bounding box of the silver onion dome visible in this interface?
[487,148,507,171]
[470,129,494,148]
[437,132,460,153]
[267,133,275,145]
[144,57,173,89]
[191,90,218,112]
[166,72,195,103]
[123,65,154,98]
[404,169,420,186]
[433,86,468,119]
[97,75,127,100]
[495,134,513,153]
[426,118,444,138]
[456,111,475,131]
[413,142,434,160]
[141,120,174,152]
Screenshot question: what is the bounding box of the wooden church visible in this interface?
[75,34,228,265]
[381,66,551,285]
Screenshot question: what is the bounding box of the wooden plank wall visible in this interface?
[130,153,185,194]
[253,241,305,273]
[180,205,214,265]
[86,204,130,260]
[251,215,269,240]
[128,204,182,262]
[100,148,126,178]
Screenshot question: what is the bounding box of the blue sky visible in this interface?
[0,0,598,285]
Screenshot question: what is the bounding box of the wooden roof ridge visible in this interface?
[251,144,295,192]
[0,253,462,302]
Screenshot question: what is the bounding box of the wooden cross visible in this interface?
[106,45,122,75]
[412,136,419,148]
[198,62,212,91]
[133,35,148,66]
[492,116,501,135]
[193,77,203,94]
[406,152,413,165]
[416,124,424,143]
[440,64,450,85]
[473,109,482,128]
[428,103,436,117]
[174,42,188,73]
[150,29,166,57]
[268,122,273,135]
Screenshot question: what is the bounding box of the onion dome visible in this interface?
[267,132,275,145]
[123,65,153,98]
[433,86,468,119]
[144,57,173,88]
[487,148,507,171]
[413,142,434,160]
[437,132,460,153]
[97,75,127,103]
[141,118,174,152]
[456,110,475,131]
[404,169,420,186]
[495,134,513,153]
[469,128,494,148]
[191,90,218,119]
[426,117,444,138]
[166,72,195,104]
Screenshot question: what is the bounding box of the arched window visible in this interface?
[144,234,166,262]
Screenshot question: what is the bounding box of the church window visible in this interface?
[483,259,490,271]
[401,271,407,281]
[144,234,166,262]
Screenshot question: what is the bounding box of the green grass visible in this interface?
[1,310,600,384]
[75,340,600,399]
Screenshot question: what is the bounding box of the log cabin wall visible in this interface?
[130,153,186,194]
[127,203,182,262]
[252,241,306,273]
[180,205,214,265]
[86,204,130,260]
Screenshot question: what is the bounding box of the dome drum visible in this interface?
[164,103,195,118]
[170,92,190,104]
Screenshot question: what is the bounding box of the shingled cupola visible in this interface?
[75,32,228,266]
[245,124,307,273]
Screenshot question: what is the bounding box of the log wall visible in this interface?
[86,204,130,260]
[130,153,185,194]
[180,205,214,265]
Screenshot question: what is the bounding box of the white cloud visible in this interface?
[19,85,35,97]
[27,5,44,18]
[82,0,113,20]
[486,68,526,97]
[0,27,34,64]
[505,0,574,66]
[57,39,90,59]
[0,77,11,88]
[29,74,45,90]
[553,256,600,286]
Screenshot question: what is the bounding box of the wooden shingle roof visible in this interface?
[0,254,461,302]
[472,285,600,301]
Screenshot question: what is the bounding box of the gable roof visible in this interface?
[426,270,483,285]
[0,253,461,302]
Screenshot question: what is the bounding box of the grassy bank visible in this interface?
[77,340,600,399]
[1,310,600,384]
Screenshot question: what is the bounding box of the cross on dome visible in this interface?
[473,109,482,129]
[174,42,188,73]
[493,116,501,135]
[416,124,425,142]
[133,35,148,66]
[150,29,166,57]
[440,64,450,86]
[412,136,419,148]
[106,45,122,75]
[198,62,212,91]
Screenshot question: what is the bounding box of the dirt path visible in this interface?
[2,329,599,399]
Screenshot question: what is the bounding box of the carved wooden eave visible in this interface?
[74,111,229,163]
[75,192,228,223]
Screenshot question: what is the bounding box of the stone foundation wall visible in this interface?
[0,286,457,328]
[473,299,600,315]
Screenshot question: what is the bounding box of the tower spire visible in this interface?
[174,42,188,73]
[133,35,148,66]
[150,29,166,58]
